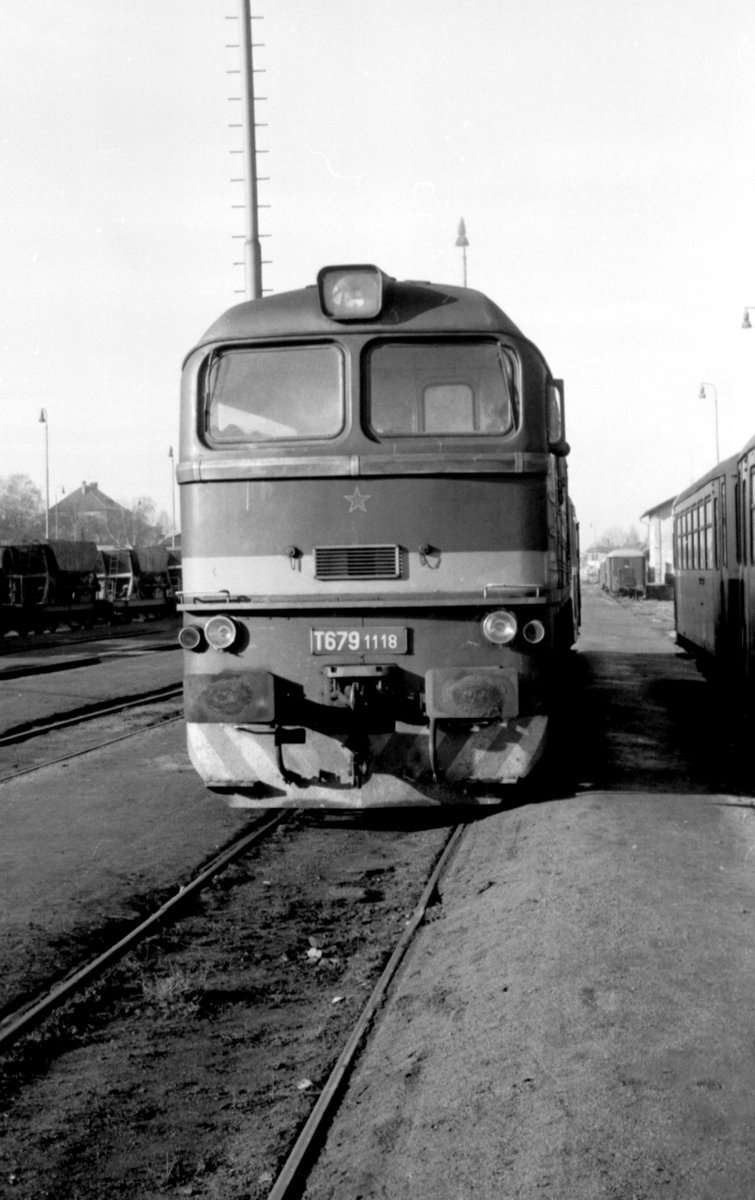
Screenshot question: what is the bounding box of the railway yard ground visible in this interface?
[2,592,755,1198]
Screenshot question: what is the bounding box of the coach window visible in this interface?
[699,504,705,568]
[735,479,744,564]
[367,341,518,437]
[705,497,714,568]
[684,511,691,569]
[673,517,680,570]
[750,466,755,563]
[205,345,343,442]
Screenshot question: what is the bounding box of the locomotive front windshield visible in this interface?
[368,340,518,436]
[206,344,344,442]
[204,337,518,444]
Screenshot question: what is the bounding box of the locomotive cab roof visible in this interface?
[188,264,531,358]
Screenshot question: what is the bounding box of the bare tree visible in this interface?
[0,475,45,542]
[126,497,167,546]
[597,525,647,553]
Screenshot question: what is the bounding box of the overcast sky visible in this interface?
[3,0,755,543]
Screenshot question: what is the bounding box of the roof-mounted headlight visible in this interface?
[317,265,384,320]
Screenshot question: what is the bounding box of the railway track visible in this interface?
[0,803,465,1198]
[0,618,179,658]
[0,639,179,684]
[0,810,288,1052]
[0,682,183,748]
[267,822,465,1199]
[0,684,184,784]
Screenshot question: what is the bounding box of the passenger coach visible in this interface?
[673,454,739,681]
[673,435,755,693]
[177,265,578,807]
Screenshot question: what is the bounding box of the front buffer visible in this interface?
[186,717,548,808]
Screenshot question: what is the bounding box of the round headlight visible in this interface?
[178,625,204,651]
[523,619,546,644]
[205,615,239,651]
[482,609,518,645]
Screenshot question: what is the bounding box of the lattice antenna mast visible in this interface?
[227,2,270,298]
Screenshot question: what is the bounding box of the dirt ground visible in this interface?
[0,809,454,1200]
[304,788,755,1200]
[3,592,755,1199]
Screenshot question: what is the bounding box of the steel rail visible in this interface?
[0,810,290,1053]
[0,712,185,787]
[0,622,179,659]
[0,642,179,682]
[267,821,467,1200]
[0,684,183,748]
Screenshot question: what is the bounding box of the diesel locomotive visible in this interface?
[177,265,579,807]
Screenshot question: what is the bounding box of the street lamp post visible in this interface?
[698,382,720,464]
[38,408,49,538]
[168,446,177,548]
[54,486,65,538]
[455,217,469,287]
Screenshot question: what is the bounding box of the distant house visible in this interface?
[640,495,676,597]
[48,482,130,544]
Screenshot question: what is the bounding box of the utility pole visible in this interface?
[38,408,49,538]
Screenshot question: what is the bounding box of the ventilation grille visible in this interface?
[314,544,401,581]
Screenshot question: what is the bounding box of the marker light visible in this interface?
[178,625,204,651]
[523,619,546,644]
[317,265,383,320]
[205,615,240,651]
[482,609,518,645]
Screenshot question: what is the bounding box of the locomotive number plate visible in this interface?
[310,626,408,654]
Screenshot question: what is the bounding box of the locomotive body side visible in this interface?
[177,268,576,807]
